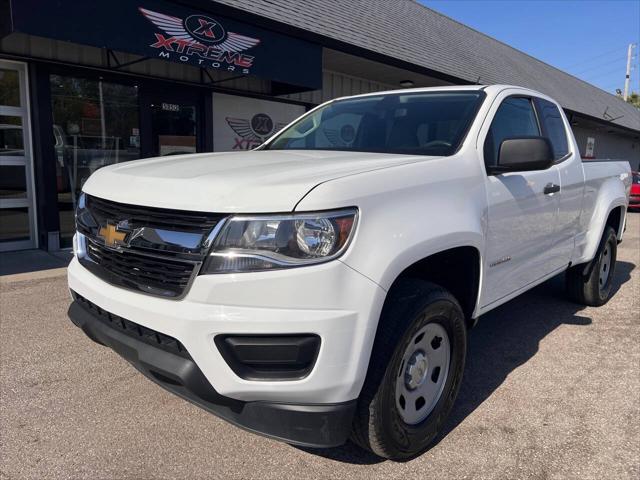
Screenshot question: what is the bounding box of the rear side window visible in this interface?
[484,97,540,168]
[536,98,569,160]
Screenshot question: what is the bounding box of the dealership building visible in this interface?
[1,0,639,252]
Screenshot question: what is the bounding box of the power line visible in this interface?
[581,64,633,81]
[571,55,629,75]
[574,60,640,88]
[578,56,639,83]
[561,43,633,69]
[599,79,625,89]
[580,53,637,80]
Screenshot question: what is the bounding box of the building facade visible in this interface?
[1,0,639,252]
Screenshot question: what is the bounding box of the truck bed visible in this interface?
[573,160,632,265]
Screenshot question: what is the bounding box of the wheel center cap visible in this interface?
[405,351,429,390]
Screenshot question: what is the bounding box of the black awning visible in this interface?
[2,0,322,92]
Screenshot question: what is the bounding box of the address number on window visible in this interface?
[161,103,180,112]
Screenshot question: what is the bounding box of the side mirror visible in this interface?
[491,137,553,174]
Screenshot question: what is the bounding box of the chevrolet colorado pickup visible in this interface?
[68,85,632,460]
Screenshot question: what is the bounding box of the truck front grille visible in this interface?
[81,238,198,299]
[86,194,220,234]
[77,195,225,299]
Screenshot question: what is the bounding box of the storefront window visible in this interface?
[0,116,24,156]
[0,207,30,243]
[0,165,27,200]
[50,75,140,247]
[0,68,21,107]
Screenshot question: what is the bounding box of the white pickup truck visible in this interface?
[68,85,632,460]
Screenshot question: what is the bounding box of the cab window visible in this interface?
[483,97,540,168]
[535,98,569,161]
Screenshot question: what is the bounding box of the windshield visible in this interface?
[265,91,485,156]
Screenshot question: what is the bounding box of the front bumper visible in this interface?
[68,298,356,447]
[67,256,385,443]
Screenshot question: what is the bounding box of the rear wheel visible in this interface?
[351,279,467,460]
[566,226,617,306]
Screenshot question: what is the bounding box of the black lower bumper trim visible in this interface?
[67,299,355,448]
[214,334,321,381]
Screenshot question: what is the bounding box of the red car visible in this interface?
[630,171,640,210]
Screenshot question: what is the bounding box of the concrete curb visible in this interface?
[0,267,68,285]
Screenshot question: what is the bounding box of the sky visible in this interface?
[421,0,640,95]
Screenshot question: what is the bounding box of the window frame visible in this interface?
[532,97,572,164]
[0,59,37,251]
[482,94,543,172]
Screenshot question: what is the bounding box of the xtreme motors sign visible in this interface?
[5,0,322,92]
[139,7,259,74]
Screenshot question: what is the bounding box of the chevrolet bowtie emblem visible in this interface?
[98,222,128,248]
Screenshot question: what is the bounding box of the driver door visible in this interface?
[480,95,561,308]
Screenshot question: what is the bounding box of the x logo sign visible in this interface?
[194,19,217,38]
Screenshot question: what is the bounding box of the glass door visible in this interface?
[141,90,202,158]
[0,60,36,251]
[49,75,140,248]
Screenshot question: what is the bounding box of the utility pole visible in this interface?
[623,43,635,101]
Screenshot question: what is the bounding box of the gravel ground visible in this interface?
[1,213,638,480]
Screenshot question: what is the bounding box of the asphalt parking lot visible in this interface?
[1,213,638,480]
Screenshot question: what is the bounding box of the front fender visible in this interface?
[294,154,487,292]
[355,230,484,292]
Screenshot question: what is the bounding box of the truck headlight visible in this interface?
[201,208,358,273]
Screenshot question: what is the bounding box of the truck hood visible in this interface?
[82,150,431,212]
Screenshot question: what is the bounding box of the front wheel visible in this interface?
[351,280,467,460]
[566,226,617,306]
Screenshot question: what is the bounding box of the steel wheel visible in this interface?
[566,226,618,307]
[598,240,613,293]
[395,322,450,425]
[351,280,467,460]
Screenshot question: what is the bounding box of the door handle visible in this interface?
[544,183,560,195]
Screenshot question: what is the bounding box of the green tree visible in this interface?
[625,92,640,109]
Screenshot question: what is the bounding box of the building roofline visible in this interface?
[203,0,639,133]
[416,2,638,110]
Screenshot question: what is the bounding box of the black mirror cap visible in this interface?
[491,137,554,174]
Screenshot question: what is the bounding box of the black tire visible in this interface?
[351,279,467,460]
[566,226,617,306]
